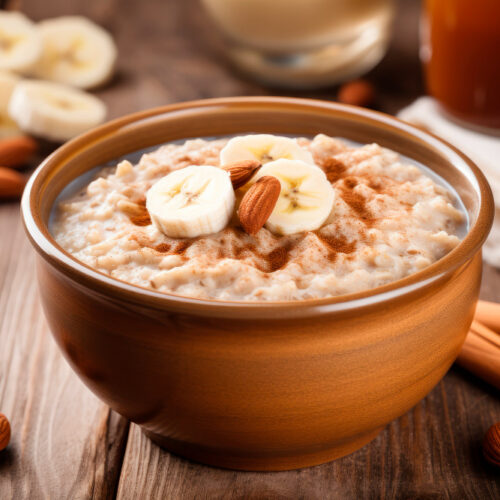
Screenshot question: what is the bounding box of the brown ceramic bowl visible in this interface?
[22,97,493,471]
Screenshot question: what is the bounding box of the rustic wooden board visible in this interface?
[0,0,499,498]
[116,369,500,500]
[0,204,129,499]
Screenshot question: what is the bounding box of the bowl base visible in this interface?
[143,427,384,471]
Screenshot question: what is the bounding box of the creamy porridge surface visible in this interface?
[52,134,464,301]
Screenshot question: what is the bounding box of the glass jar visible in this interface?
[201,0,395,89]
[421,0,500,129]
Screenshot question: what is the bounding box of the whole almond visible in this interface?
[0,167,27,199]
[483,422,500,467]
[337,79,375,107]
[0,413,10,452]
[223,160,262,189]
[238,176,281,235]
[0,135,38,169]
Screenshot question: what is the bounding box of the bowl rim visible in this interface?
[21,96,494,317]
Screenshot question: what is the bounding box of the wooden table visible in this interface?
[1,0,499,498]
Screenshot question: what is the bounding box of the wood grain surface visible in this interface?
[0,0,499,498]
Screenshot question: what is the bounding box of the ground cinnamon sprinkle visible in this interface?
[368,178,383,193]
[153,243,171,253]
[131,235,194,255]
[227,234,294,273]
[131,234,171,253]
[265,244,292,272]
[128,197,152,226]
[228,226,247,237]
[339,177,375,226]
[129,214,151,226]
[315,232,357,262]
[322,157,347,183]
[174,241,192,255]
[234,243,256,259]
[130,228,191,255]
[343,177,358,189]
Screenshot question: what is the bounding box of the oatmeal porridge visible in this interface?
[52,134,464,301]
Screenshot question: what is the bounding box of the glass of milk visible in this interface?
[201,0,395,88]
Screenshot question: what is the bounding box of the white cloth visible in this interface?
[398,97,500,267]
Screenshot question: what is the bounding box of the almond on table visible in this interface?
[0,135,38,168]
[0,166,26,199]
[0,413,10,452]
[337,79,376,107]
[483,422,500,467]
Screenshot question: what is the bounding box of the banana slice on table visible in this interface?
[8,80,107,142]
[220,134,315,166]
[0,12,42,74]
[251,159,335,235]
[34,16,117,89]
[146,165,235,238]
[0,72,20,112]
[0,72,22,138]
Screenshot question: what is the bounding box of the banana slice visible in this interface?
[0,72,22,138]
[251,159,334,235]
[220,134,315,166]
[34,16,117,89]
[8,80,107,142]
[0,72,20,112]
[0,12,42,74]
[146,165,235,238]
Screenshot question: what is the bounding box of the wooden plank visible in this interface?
[115,369,500,500]
[0,203,129,499]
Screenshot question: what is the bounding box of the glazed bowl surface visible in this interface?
[22,97,493,470]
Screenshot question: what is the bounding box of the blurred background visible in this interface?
[2,0,421,118]
[2,0,497,145]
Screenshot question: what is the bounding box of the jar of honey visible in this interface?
[421,0,500,129]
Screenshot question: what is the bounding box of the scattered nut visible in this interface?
[0,135,38,169]
[238,176,281,235]
[337,79,376,107]
[483,422,500,467]
[222,160,262,189]
[0,413,11,452]
[0,166,27,199]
